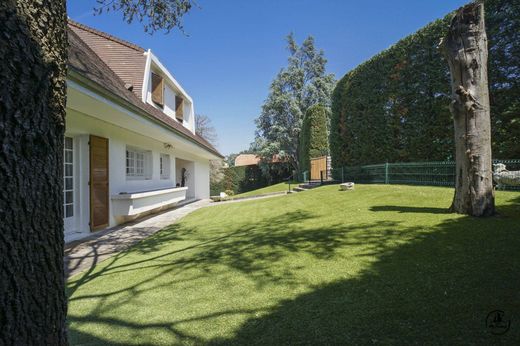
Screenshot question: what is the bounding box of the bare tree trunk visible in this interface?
[0,0,68,344]
[443,3,495,217]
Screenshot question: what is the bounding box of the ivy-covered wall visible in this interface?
[299,104,329,173]
[330,0,520,168]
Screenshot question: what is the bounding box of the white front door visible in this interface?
[63,136,75,233]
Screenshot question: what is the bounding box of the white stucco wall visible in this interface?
[64,107,211,236]
[194,160,210,199]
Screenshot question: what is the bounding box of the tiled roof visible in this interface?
[67,24,222,158]
[68,19,147,98]
[234,154,286,166]
[234,154,261,167]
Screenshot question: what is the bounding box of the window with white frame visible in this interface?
[160,153,171,179]
[63,136,74,218]
[126,146,152,179]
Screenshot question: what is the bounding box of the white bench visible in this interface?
[111,187,188,220]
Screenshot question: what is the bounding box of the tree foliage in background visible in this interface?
[95,0,195,33]
[330,0,520,169]
[194,114,224,189]
[299,104,329,173]
[254,33,335,173]
[195,114,218,147]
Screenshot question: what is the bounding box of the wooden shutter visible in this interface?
[90,135,109,230]
[151,73,164,106]
[175,96,184,121]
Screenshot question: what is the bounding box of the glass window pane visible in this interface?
[65,164,73,177]
[65,137,73,149]
[65,204,73,218]
[65,177,73,190]
[65,191,73,204]
[65,151,73,163]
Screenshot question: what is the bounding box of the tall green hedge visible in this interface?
[330,0,520,168]
[299,104,329,172]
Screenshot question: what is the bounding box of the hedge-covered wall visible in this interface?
[299,104,329,172]
[330,0,520,168]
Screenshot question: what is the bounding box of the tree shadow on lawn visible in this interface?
[68,210,340,294]
[68,210,405,344]
[67,195,520,345]
[209,201,520,344]
[370,205,450,214]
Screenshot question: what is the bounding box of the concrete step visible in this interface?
[292,187,308,192]
[298,184,320,189]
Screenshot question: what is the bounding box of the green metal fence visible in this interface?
[331,159,520,191]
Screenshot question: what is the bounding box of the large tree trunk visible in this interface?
[443,3,495,217]
[0,1,68,345]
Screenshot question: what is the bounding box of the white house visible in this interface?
[65,20,222,242]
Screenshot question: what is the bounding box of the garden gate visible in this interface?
[310,156,329,181]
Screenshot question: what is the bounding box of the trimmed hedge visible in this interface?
[330,0,520,168]
[299,105,329,172]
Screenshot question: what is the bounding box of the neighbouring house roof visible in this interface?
[234,154,285,167]
[67,21,223,158]
[234,154,261,167]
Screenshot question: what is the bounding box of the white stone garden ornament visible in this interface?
[340,182,355,191]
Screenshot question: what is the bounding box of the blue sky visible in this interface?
[67,0,468,155]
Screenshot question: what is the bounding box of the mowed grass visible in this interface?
[67,185,520,345]
[232,181,297,198]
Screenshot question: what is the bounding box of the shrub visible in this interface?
[210,163,292,195]
[299,104,329,173]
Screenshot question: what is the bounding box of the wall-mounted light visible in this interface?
[164,143,173,150]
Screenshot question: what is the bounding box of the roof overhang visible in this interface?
[67,69,223,159]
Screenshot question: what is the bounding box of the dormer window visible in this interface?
[151,72,164,107]
[175,96,184,122]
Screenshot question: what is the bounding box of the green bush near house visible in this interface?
[299,104,329,173]
[67,185,520,345]
[210,164,292,196]
[210,165,265,196]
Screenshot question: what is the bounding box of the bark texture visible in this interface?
[0,0,68,345]
[443,3,495,216]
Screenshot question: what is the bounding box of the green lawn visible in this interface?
[67,185,520,345]
[231,181,297,198]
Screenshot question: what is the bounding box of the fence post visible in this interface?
[320,170,323,184]
[385,162,389,184]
